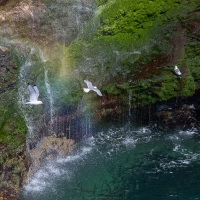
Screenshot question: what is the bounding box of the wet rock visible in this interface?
[0,0,9,7]
[0,0,95,46]
[156,104,200,129]
[0,144,30,198]
[157,104,173,112]
[27,134,75,180]
[0,48,29,199]
[0,186,19,200]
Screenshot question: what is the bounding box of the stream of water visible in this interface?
[21,125,200,200]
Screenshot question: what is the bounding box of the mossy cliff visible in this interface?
[0,47,29,199]
[0,0,199,198]
[68,0,200,118]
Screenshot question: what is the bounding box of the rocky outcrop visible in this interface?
[156,104,199,129]
[0,0,95,46]
[0,46,30,199]
[154,90,200,130]
[0,144,30,200]
[27,134,75,180]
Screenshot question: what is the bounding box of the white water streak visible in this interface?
[128,91,132,118]
[44,67,54,123]
[38,48,54,123]
[18,51,34,138]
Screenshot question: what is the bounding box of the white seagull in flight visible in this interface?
[83,80,102,96]
[173,65,182,76]
[25,84,43,105]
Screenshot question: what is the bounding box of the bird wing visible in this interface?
[83,88,90,93]
[84,80,93,89]
[93,88,102,96]
[28,85,38,101]
[33,85,40,97]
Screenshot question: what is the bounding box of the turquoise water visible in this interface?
[21,125,200,200]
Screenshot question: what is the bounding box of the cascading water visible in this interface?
[18,48,36,140]
[128,91,132,123]
[44,66,54,125]
[18,46,55,148]
[37,48,55,131]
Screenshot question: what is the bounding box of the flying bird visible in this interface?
[173,65,182,76]
[83,80,102,96]
[25,84,43,105]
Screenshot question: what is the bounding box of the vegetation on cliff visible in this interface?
[68,0,200,109]
[0,48,29,198]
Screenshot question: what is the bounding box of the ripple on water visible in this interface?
[22,126,200,199]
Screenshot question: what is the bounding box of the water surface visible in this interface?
[21,125,200,200]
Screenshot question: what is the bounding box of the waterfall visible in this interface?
[18,50,36,149]
[148,93,151,124]
[128,91,132,118]
[128,91,132,125]
[74,0,83,32]
[18,47,55,148]
[85,115,92,137]
[38,48,54,130]
[18,50,34,134]
[44,67,54,125]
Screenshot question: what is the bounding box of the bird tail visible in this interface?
[83,88,90,93]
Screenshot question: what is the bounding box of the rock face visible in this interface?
[154,91,200,130]
[27,134,75,180]
[0,47,17,101]
[0,144,30,200]
[0,47,29,199]
[156,105,199,129]
[0,0,95,46]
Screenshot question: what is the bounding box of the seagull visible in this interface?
[173,65,182,76]
[25,84,43,105]
[83,80,102,96]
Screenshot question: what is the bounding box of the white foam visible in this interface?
[35,170,48,179]
[173,144,181,152]
[137,127,151,134]
[24,173,50,192]
[57,146,92,164]
[24,141,94,193]
[178,129,198,136]
[46,164,65,176]
[57,154,82,163]
[122,138,137,147]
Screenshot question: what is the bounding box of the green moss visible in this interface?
[66,0,200,108]
[179,76,196,96]
[96,0,109,7]
[185,43,200,88]
[0,109,27,148]
[155,76,178,100]
[103,84,121,95]
[0,155,2,164]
